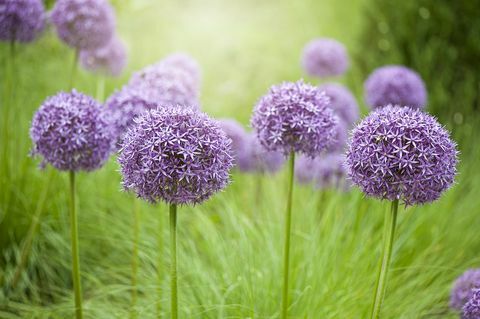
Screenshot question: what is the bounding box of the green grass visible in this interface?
[1,0,479,318]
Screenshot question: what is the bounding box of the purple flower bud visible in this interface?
[319,82,359,125]
[103,86,157,145]
[364,65,427,110]
[301,38,349,78]
[0,0,46,43]
[79,37,127,77]
[217,119,249,166]
[251,80,338,157]
[118,107,234,205]
[463,289,480,319]
[237,133,285,174]
[51,0,115,50]
[346,105,458,205]
[451,269,480,310]
[30,90,114,172]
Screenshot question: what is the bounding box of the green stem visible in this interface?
[370,199,399,319]
[69,171,83,319]
[281,152,295,319]
[170,204,178,319]
[130,199,140,319]
[69,50,79,90]
[157,213,162,319]
[96,77,105,102]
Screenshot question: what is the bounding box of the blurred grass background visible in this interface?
[0,0,479,318]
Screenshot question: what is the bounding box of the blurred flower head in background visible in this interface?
[217,119,249,166]
[162,52,202,89]
[51,0,115,50]
[30,90,114,171]
[237,133,285,174]
[346,105,458,205]
[79,37,127,77]
[251,80,338,157]
[0,0,46,43]
[301,38,349,78]
[295,153,349,190]
[364,65,427,110]
[319,82,359,125]
[451,269,480,310]
[118,107,234,205]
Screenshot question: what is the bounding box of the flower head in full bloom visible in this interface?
[463,289,480,319]
[364,65,427,110]
[237,133,285,174]
[301,38,349,78]
[103,86,157,145]
[217,119,249,166]
[30,90,114,171]
[0,0,46,43]
[80,37,127,77]
[319,82,359,125]
[118,107,234,205]
[346,105,458,205]
[51,0,115,50]
[451,269,480,310]
[251,80,338,157]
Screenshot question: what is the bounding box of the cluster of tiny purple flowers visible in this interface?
[118,107,234,205]
[30,90,114,171]
[301,38,349,78]
[451,269,480,310]
[364,65,427,110]
[79,37,127,77]
[251,80,338,157]
[346,105,458,205]
[0,0,46,43]
[463,289,480,319]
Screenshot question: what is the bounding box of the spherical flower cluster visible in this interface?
[128,63,200,109]
[451,269,480,310]
[118,107,234,205]
[319,83,359,125]
[51,0,115,50]
[79,37,127,77]
[0,0,45,43]
[294,155,318,184]
[103,87,157,144]
[237,134,285,174]
[251,80,338,157]
[326,119,348,152]
[463,289,480,319]
[364,65,427,110]
[30,90,114,171]
[346,105,458,205]
[162,52,201,88]
[316,153,348,190]
[217,119,248,166]
[301,38,349,78]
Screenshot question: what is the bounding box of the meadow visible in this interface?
[1,0,480,318]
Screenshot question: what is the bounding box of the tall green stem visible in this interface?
[281,152,295,319]
[157,214,162,319]
[69,171,83,319]
[130,199,140,319]
[370,199,399,319]
[96,77,105,102]
[170,204,178,319]
[69,50,79,90]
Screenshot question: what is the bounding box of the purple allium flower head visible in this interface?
[217,119,249,166]
[319,83,359,125]
[118,107,234,205]
[346,105,458,205]
[301,38,349,78]
[251,80,338,157]
[364,65,427,110]
[51,0,115,50]
[162,52,201,88]
[103,86,157,145]
[316,153,349,190]
[294,155,318,184]
[128,63,200,109]
[463,289,480,319]
[30,90,114,171]
[451,269,480,310]
[0,0,46,43]
[237,133,285,174]
[79,37,127,77]
[325,119,348,152]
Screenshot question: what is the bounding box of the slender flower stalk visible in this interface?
[130,199,140,319]
[370,199,398,319]
[281,152,295,319]
[70,50,79,90]
[170,204,178,319]
[157,217,163,319]
[69,171,83,319]
[96,77,105,102]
